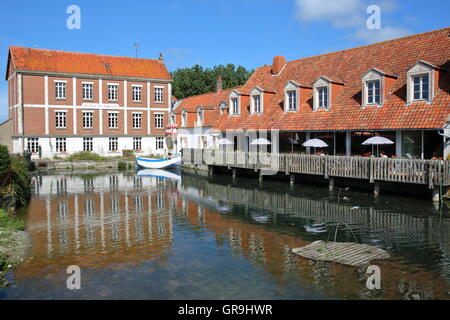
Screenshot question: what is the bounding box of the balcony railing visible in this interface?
[181,149,450,188]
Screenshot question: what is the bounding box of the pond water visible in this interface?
[1,169,449,300]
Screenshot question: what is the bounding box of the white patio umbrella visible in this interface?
[217,138,234,145]
[362,136,394,157]
[250,138,272,145]
[303,138,329,155]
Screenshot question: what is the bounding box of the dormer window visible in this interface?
[284,81,300,112]
[362,68,398,108]
[219,101,227,115]
[250,87,263,114]
[407,61,436,104]
[317,87,329,109]
[313,77,334,110]
[196,108,204,126]
[229,90,241,116]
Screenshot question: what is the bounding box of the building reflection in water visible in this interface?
[18,172,450,299]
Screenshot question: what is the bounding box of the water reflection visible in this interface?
[2,170,450,300]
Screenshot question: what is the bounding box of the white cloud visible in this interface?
[295,0,365,27]
[294,0,411,43]
[354,26,411,43]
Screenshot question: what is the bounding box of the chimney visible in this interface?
[271,56,286,75]
[159,53,164,63]
[216,76,223,93]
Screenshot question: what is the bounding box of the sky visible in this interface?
[0,0,449,122]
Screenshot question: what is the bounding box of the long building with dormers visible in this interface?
[171,28,450,160]
[5,47,173,158]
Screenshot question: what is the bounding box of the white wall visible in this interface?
[15,136,167,159]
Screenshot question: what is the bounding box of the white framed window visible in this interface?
[27,138,39,153]
[181,112,187,127]
[413,74,429,101]
[109,137,118,152]
[133,137,142,151]
[252,95,261,114]
[156,137,164,150]
[155,113,164,129]
[132,85,142,102]
[317,87,328,109]
[407,61,435,104]
[108,84,118,101]
[83,138,93,152]
[56,138,66,153]
[55,111,67,129]
[155,87,164,103]
[367,80,381,105]
[55,81,66,100]
[132,113,142,129]
[108,112,118,129]
[83,111,93,129]
[287,91,297,110]
[231,98,239,115]
[82,83,94,100]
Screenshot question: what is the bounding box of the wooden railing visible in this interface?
[181,149,450,188]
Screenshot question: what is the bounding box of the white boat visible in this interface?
[136,154,181,169]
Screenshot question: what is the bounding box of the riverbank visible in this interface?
[0,209,30,287]
[34,159,136,172]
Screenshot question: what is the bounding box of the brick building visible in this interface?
[6,47,173,158]
[172,28,450,159]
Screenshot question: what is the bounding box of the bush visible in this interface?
[10,158,31,208]
[118,162,127,171]
[68,152,106,161]
[0,145,11,173]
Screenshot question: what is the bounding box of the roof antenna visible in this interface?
[133,42,140,58]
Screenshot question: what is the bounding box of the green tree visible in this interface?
[172,64,253,99]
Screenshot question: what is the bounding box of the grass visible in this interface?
[0,209,25,286]
[0,209,25,232]
[67,152,107,161]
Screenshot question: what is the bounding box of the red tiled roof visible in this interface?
[173,87,240,127]
[6,47,172,80]
[213,27,450,132]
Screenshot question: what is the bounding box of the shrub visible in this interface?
[68,152,106,161]
[0,145,11,173]
[10,157,31,208]
[118,162,127,171]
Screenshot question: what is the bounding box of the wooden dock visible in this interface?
[182,149,450,199]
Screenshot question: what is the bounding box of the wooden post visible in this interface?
[208,166,214,177]
[290,174,295,185]
[232,168,237,180]
[329,178,334,191]
[374,182,380,196]
[259,170,263,183]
